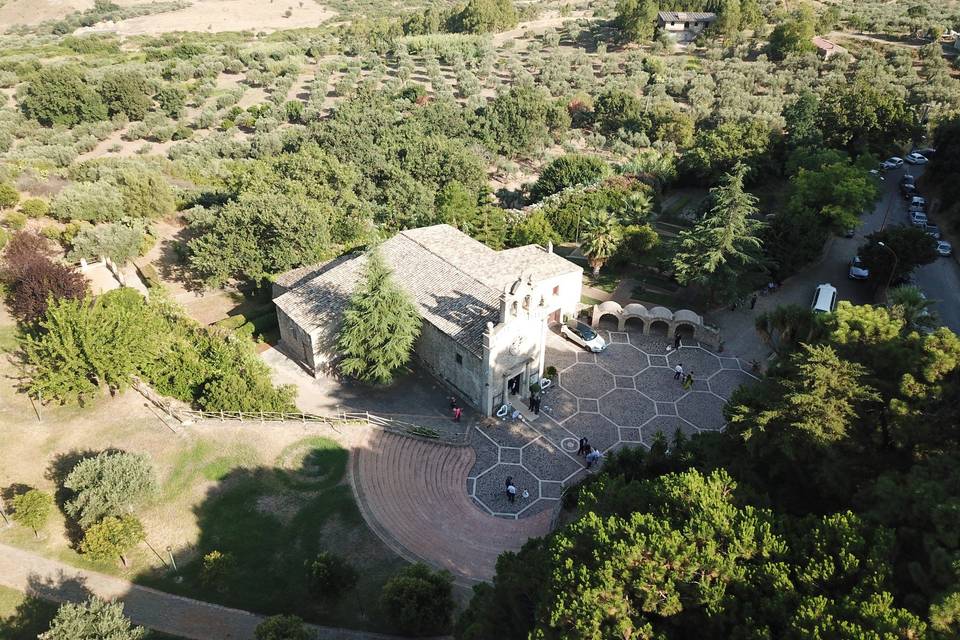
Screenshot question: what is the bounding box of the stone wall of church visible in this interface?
[415,321,485,409]
[277,307,317,373]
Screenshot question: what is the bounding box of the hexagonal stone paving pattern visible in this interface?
[466,332,758,518]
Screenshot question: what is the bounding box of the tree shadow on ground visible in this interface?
[0,572,92,640]
[134,437,406,633]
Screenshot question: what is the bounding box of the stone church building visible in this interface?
[273,224,582,416]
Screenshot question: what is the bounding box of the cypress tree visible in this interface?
[337,249,421,384]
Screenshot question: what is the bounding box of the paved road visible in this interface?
[0,542,405,640]
[884,165,960,333]
[709,162,960,362]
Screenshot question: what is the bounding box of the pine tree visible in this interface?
[672,164,765,300]
[337,250,421,385]
[39,598,145,640]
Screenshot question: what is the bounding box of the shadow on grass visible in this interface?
[137,437,406,633]
[0,590,58,640]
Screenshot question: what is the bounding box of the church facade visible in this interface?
[273,224,583,416]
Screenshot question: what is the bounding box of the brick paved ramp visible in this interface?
[0,542,402,640]
[351,431,553,583]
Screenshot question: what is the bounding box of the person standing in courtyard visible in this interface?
[586,447,601,469]
[453,406,463,422]
[683,372,694,390]
[674,363,684,380]
[674,333,682,350]
[532,393,542,416]
[577,437,589,456]
[750,294,758,310]
[506,481,517,503]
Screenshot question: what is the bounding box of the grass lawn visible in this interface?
[588,271,621,294]
[0,585,57,640]
[141,436,406,632]
[0,303,407,635]
[580,294,603,306]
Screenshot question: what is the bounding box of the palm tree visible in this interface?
[754,304,819,355]
[888,285,937,333]
[580,212,623,278]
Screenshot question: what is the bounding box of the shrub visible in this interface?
[155,84,187,117]
[306,552,359,601]
[254,615,308,640]
[4,211,27,230]
[64,451,157,529]
[50,181,124,222]
[200,550,235,587]
[19,198,50,218]
[530,154,609,201]
[380,563,454,636]
[0,182,19,209]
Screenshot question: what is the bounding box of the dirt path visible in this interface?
[491,10,591,46]
[0,542,406,640]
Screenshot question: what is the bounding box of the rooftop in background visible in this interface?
[274,225,581,358]
[657,11,718,23]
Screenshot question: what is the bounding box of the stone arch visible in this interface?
[674,322,696,340]
[592,301,624,330]
[623,316,646,333]
[597,313,621,331]
[649,319,670,337]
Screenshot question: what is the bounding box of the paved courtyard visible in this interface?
[466,329,759,518]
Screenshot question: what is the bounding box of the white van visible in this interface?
[811,283,838,314]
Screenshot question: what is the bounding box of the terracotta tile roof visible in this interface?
[274,225,580,357]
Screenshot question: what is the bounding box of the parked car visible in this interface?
[916,147,937,158]
[925,224,941,239]
[881,157,904,170]
[937,240,953,257]
[900,183,917,199]
[910,211,928,227]
[901,173,916,185]
[905,152,929,165]
[843,227,856,238]
[910,196,927,209]
[560,322,607,353]
[811,283,838,314]
[848,256,870,280]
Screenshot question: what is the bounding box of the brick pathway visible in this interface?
[350,431,552,584]
[0,542,404,640]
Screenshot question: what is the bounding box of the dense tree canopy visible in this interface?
[459,301,960,639]
[18,65,107,127]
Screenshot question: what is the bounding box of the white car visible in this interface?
[848,256,869,280]
[910,211,928,227]
[937,241,953,257]
[881,157,904,170]
[925,224,941,240]
[560,322,607,353]
[905,152,929,165]
[811,283,838,314]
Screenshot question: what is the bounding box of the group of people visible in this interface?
[527,380,543,415]
[576,437,602,468]
[673,363,695,390]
